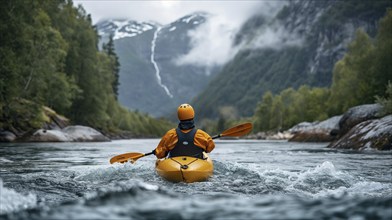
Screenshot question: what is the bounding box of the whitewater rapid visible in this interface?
[0,140,391,219]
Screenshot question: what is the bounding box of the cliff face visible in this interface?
[193,0,391,118]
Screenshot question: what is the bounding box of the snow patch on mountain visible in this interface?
[97,20,156,40]
[182,14,201,23]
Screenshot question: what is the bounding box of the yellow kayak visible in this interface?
[155,152,213,183]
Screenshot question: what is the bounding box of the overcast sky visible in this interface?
[73,0,281,25]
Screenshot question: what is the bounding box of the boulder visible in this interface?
[328,115,392,150]
[29,129,70,142]
[266,132,293,140]
[62,126,110,142]
[28,126,110,142]
[337,104,383,136]
[289,132,335,142]
[245,131,293,140]
[288,116,341,142]
[0,131,16,142]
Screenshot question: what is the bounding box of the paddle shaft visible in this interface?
[211,134,221,139]
[144,124,250,155]
[110,122,252,164]
[143,152,154,157]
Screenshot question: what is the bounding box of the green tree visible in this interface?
[376,82,392,115]
[327,29,374,115]
[103,34,120,99]
[254,91,273,131]
[372,9,392,98]
[269,96,284,131]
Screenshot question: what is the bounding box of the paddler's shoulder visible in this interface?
[164,128,177,136]
[195,129,212,138]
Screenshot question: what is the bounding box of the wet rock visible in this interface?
[29,126,110,142]
[337,104,383,137]
[266,132,293,140]
[245,131,293,140]
[288,116,341,142]
[62,126,110,142]
[29,129,70,142]
[289,116,341,133]
[328,115,392,150]
[0,131,16,142]
[289,132,335,142]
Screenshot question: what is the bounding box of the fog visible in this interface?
[75,0,289,67]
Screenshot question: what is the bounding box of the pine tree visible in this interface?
[103,34,120,100]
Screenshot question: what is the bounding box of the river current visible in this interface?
[0,139,391,219]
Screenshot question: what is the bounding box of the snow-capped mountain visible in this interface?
[97,20,156,41]
[96,12,220,117]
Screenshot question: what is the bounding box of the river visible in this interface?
[0,139,391,219]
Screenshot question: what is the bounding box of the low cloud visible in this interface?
[175,15,241,68]
[174,1,288,68]
[247,25,304,50]
[75,1,293,67]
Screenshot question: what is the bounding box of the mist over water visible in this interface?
[0,140,391,219]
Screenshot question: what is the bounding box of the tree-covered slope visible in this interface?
[193,0,391,119]
[0,0,172,138]
[253,9,392,132]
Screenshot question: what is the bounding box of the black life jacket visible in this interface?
[169,128,204,159]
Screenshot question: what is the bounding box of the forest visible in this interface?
[0,0,173,137]
[1,1,391,138]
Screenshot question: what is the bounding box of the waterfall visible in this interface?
[151,27,173,98]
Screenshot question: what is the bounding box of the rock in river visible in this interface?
[62,126,110,142]
[0,131,17,142]
[29,126,109,142]
[328,115,392,150]
[288,116,342,142]
[337,104,383,136]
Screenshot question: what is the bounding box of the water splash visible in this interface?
[151,27,173,98]
[0,179,37,214]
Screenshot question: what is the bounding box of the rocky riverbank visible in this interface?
[327,104,391,150]
[288,104,391,150]
[0,106,111,142]
[247,103,391,151]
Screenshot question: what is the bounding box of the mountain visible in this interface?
[192,0,392,119]
[97,13,221,118]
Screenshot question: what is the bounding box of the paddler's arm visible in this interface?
[194,130,215,153]
[153,128,178,159]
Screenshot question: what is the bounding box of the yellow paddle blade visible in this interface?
[220,122,253,138]
[109,152,145,164]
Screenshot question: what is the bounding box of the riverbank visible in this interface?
[247,104,391,151]
[2,103,390,151]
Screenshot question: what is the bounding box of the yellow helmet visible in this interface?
[177,104,195,121]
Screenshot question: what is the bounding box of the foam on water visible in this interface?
[0,179,37,214]
[72,160,158,184]
[4,179,391,220]
[0,157,13,163]
[213,160,392,198]
[1,140,391,219]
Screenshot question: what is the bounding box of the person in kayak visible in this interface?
[152,103,215,159]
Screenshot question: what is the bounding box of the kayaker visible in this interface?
[152,104,215,159]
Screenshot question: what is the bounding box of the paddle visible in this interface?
[109,122,253,164]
